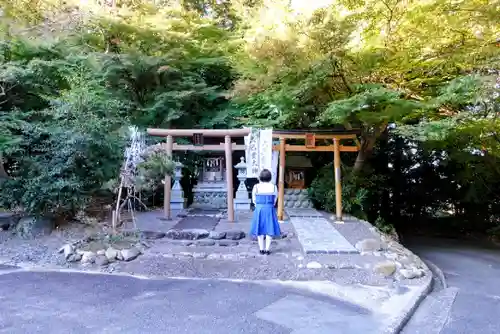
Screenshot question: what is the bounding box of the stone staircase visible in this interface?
[283,189,314,209]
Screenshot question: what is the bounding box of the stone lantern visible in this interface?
[170,161,186,210]
[234,157,251,210]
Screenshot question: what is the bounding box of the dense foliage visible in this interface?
[0,0,499,237]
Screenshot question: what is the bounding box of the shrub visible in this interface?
[0,115,125,220]
[309,163,369,219]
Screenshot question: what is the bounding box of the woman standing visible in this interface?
[250,169,281,255]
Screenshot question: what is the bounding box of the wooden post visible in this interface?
[277,138,286,221]
[224,135,235,222]
[333,138,343,223]
[164,135,173,220]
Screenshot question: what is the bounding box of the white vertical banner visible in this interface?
[258,129,273,173]
[244,128,274,178]
[244,127,260,178]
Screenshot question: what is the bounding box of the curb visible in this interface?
[422,258,447,289]
[324,212,436,334]
[383,267,434,334]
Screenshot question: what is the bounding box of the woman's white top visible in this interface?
[251,182,278,205]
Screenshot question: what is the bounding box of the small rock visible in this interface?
[193,252,207,259]
[296,255,304,261]
[218,240,239,247]
[225,230,245,240]
[166,229,209,240]
[178,252,193,258]
[356,238,383,252]
[67,253,82,262]
[120,248,141,261]
[105,247,119,261]
[59,244,74,259]
[207,253,222,260]
[399,268,425,279]
[81,251,96,264]
[221,254,237,260]
[197,240,216,246]
[97,250,105,256]
[306,261,322,269]
[373,261,397,277]
[141,231,166,240]
[208,231,226,240]
[95,255,109,266]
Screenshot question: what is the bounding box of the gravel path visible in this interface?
[0,209,430,291]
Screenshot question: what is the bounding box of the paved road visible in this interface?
[405,237,500,334]
[0,267,389,334]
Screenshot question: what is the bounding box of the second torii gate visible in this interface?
[272,130,360,222]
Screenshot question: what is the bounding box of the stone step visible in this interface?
[401,287,459,334]
[284,201,314,209]
[284,189,309,195]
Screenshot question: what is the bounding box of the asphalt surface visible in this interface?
[0,268,389,334]
[405,237,500,334]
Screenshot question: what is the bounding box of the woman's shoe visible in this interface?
[259,250,265,255]
[265,251,271,255]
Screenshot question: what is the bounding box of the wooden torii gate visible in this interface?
[146,128,251,222]
[272,130,360,222]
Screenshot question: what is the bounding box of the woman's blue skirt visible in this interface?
[249,195,281,236]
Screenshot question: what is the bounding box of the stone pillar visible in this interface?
[170,161,186,210]
[234,157,251,211]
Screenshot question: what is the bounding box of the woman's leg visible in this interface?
[265,235,272,251]
[257,235,265,251]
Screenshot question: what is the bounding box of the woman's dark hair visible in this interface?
[259,169,272,182]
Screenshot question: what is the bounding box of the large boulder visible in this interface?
[355,238,384,252]
[120,248,141,261]
[0,212,19,230]
[225,230,246,240]
[95,255,109,266]
[208,231,226,240]
[14,216,54,239]
[105,247,119,262]
[373,261,397,277]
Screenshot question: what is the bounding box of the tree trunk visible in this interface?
[352,124,388,173]
[353,137,376,172]
[0,153,8,179]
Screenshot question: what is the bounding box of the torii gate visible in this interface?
[271,130,360,222]
[146,128,250,222]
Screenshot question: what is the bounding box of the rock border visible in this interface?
[59,238,146,267]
